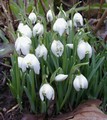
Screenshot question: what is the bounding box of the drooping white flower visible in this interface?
[66,44,73,49]
[55,74,68,82]
[39,83,55,101]
[73,12,83,27]
[28,12,37,24]
[35,44,48,60]
[15,36,31,55]
[73,74,88,91]
[17,23,32,38]
[46,9,53,22]
[53,18,68,36]
[51,40,64,57]
[77,40,92,60]
[23,54,40,74]
[33,23,44,37]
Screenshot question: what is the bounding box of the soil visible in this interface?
[0,58,23,120]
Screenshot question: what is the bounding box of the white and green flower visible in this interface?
[51,40,64,57]
[55,74,68,82]
[28,12,37,24]
[17,22,32,38]
[73,74,88,91]
[46,9,53,22]
[39,83,55,101]
[77,40,92,60]
[15,36,31,55]
[35,44,48,60]
[53,18,68,36]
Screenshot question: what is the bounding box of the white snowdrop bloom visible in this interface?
[35,44,48,60]
[17,23,32,38]
[18,56,26,72]
[46,9,53,22]
[28,12,37,24]
[77,40,92,60]
[53,18,68,36]
[23,54,40,74]
[55,74,68,82]
[73,74,88,91]
[73,12,83,27]
[66,44,73,49]
[33,23,44,37]
[51,40,64,57]
[15,36,31,55]
[39,83,55,101]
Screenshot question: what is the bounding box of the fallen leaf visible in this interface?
[51,99,107,120]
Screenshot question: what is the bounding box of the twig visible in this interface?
[0,112,5,120]
[1,0,15,43]
[40,0,48,14]
[0,61,11,68]
[94,9,107,33]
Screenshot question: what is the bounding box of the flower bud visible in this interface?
[46,10,53,22]
[33,23,44,37]
[28,12,37,24]
[53,18,68,36]
[55,74,68,82]
[73,74,88,91]
[77,40,92,60]
[35,44,48,60]
[39,83,55,101]
[73,12,83,27]
[51,40,64,57]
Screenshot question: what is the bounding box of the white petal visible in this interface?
[46,10,53,22]
[28,12,37,24]
[85,42,92,58]
[73,76,81,91]
[55,74,68,81]
[51,40,64,57]
[15,38,21,55]
[18,57,26,72]
[80,74,88,89]
[77,40,86,60]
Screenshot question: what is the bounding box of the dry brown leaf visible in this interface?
[51,99,107,120]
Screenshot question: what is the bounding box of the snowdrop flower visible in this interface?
[39,83,55,101]
[33,23,44,37]
[35,44,48,60]
[28,12,37,24]
[66,44,73,49]
[23,54,40,74]
[73,74,88,91]
[51,40,64,57]
[55,74,68,82]
[46,9,53,22]
[73,12,83,27]
[15,36,31,55]
[77,40,92,60]
[53,18,68,36]
[17,23,32,38]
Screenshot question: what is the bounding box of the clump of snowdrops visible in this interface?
[9,5,106,114]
